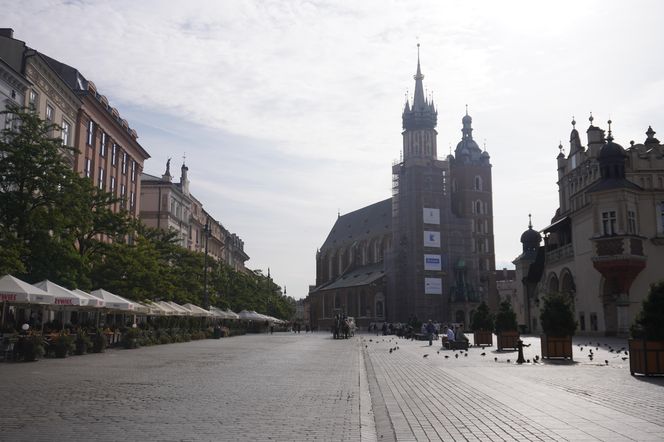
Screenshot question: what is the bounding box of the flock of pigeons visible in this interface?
[362,337,629,366]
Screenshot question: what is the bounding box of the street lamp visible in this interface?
[203,218,212,310]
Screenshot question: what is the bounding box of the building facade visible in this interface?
[514,116,664,336]
[140,159,249,272]
[308,51,496,329]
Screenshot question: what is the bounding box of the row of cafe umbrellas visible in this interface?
[0,274,257,323]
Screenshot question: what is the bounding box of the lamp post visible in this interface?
[203,218,212,310]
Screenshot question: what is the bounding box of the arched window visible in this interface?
[376,301,384,318]
[475,176,482,191]
[476,200,482,215]
[547,273,559,293]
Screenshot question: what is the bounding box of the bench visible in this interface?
[444,340,469,350]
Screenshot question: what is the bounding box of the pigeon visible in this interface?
[464,353,468,357]
[624,351,628,355]
[494,357,498,362]
[369,339,373,342]
[437,351,440,354]
[444,355,449,359]
[580,347,584,351]
[534,355,539,361]
[605,360,609,365]
[621,357,628,361]
[389,348,393,354]
[423,354,429,358]
[506,359,511,363]
[455,353,459,359]
[526,359,531,363]
[481,352,486,356]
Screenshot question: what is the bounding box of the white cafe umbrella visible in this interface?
[165,301,192,316]
[182,303,213,317]
[72,289,105,308]
[89,289,136,311]
[224,309,240,320]
[33,280,90,307]
[0,275,55,305]
[157,301,179,316]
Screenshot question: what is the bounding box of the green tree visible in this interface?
[494,300,518,333]
[470,301,494,331]
[631,281,664,340]
[540,292,576,337]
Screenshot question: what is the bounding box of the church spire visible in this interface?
[402,44,437,131]
[412,43,426,110]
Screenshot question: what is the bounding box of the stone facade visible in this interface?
[515,116,664,336]
[309,51,496,328]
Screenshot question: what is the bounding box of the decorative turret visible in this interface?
[598,120,627,180]
[180,159,189,195]
[569,117,584,156]
[402,44,437,131]
[644,126,660,145]
[520,214,541,254]
[454,105,486,164]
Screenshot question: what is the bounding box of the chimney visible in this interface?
[0,28,14,38]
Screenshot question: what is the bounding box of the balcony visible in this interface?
[591,235,646,293]
[545,243,574,264]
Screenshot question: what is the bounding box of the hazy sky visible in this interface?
[5,1,664,299]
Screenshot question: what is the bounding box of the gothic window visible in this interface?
[376,301,384,318]
[474,176,482,191]
[601,210,617,236]
[475,201,482,215]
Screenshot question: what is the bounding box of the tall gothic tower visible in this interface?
[387,47,453,322]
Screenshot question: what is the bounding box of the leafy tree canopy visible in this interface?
[471,301,494,331]
[494,300,518,333]
[631,281,664,340]
[540,292,576,337]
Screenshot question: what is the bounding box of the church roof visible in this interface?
[311,263,385,292]
[320,198,392,251]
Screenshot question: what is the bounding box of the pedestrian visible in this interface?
[425,319,436,346]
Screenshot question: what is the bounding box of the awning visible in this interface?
[165,301,192,316]
[541,216,570,233]
[0,274,55,305]
[33,280,91,307]
[182,303,213,317]
[72,289,105,308]
[90,289,136,311]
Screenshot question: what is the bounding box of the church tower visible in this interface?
[387,46,452,323]
[449,108,497,312]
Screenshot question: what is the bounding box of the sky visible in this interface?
[5,0,664,299]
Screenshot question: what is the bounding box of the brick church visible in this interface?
[307,49,496,329]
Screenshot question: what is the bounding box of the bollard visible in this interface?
[516,339,526,364]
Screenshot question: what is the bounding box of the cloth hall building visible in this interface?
[307,52,497,330]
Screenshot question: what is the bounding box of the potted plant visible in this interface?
[540,292,576,360]
[122,326,141,349]
[629,281,664,376]
[75,330,93,355]
[495,300,520,351]
[91,328,108,353]
[471,301,494,347]
[22,334,45,362]
[53,333,75,358]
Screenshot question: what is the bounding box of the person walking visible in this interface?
[425,319,436,346]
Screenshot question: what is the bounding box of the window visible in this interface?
[131,160,136,182]
[474,176,482,191]
[659,202,664,234]
[130,191,135,209]
[120,184,126,208]
[100,133,107,157]
[28,90,38,109]
[110,176,116,194]
[84,158,91,178]
[122,152,127,174]
[61,120,70,146]
[579,312,586,331]
[627,210,637,234]
[601,210,616,236]
[112,144,117,166]
[475,200,482,214]
[45,104,54,123]
[98,168,105,190]
[87,120,95,146]
[590,313,598,331]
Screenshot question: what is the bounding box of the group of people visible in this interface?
[440,323,468,349]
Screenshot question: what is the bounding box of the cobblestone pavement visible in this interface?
[363,334,664,441]
[0,333,372,442]
[1,333,663,441]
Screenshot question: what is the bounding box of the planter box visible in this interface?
[541,335,573,360]
[473,330,493,347]
[629,339,664,376]
[497,331,520,351]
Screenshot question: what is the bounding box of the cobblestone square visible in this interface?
[1,332,663,441]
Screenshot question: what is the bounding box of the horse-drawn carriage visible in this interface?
[331,315,356,339]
